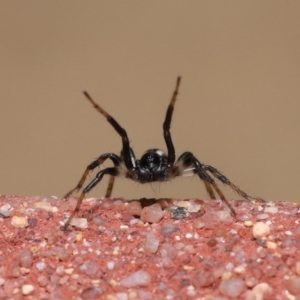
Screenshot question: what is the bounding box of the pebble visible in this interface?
[140,203,163,223]
[176,200,190,208]
[37,275,48,287]
[187,203,201,213]
[256,213,269,220]
[257,205,263,211]
[244,220,253,227]
[160,243,176,259]
[183,265,194,271]
[76,233,83,242]
[56,266,64,275]
[286,276,300,295]
[35,261,46,271]
[245,276,258,288]
[28,218,37,227]
[69,217,88,229]
[185,233,193,239]
[79,260,100,278]
[20,267,30,275]
[126,201,142,216]
[184,245,196,254]
[191,270,214,288]
[217,210,232,222]
[34,201,56,212]
[116,292,129,300]
[194,220,205,229]
[219,278,245,298]
[106,295,118,300]
[252,222,270,238]
[0,278,4,286]
[107,261,115,270]
[176,200,201,212]
[0,204,11,217]
[137,289,152,300]
[186,285,196,297]
[266,241,277,250]
[64,268,74,275]
[264,206,278,214]
[11,216,28,228]
[222,271,232,280]
[21,284,34,295]
[233,264,246,274]
[169,207,189,219]
[19,249,33,267]
[144,233,160,253]
[296,261,300,276]
[120,270,151,288]
[80,287,103,299]
[251,282,273,299]
[160,223,180,238]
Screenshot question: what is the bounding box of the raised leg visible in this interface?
[163,77,181,165]
[63,167,118,230]
[64,153,121,199]
[83,91,134,170]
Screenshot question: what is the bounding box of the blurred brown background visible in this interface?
[1,1,299,202]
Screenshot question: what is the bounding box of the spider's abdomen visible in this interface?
[136,149,168,183]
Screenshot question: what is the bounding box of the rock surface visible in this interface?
[0,195,299,299]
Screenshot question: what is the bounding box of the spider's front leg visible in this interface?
[104,148,136,198]
[63,153,121,199]
[63,167,118,230]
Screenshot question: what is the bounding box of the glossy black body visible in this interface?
[63,77,263,229]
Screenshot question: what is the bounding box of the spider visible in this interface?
[63,77,263,229]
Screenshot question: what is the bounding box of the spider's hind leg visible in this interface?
[198,167,237,216]
[203,181,217,200]
[203,165,265,203]
[175,152,237,216]
[175,151,216,199]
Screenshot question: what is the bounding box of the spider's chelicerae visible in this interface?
[63,77,263,229]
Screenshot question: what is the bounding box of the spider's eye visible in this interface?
[140,153,159,169]
[140,150,166,170]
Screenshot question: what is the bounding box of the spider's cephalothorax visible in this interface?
[135,149,168,183]
[63,77,263,229]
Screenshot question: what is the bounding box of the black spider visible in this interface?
[63,77,263,229]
